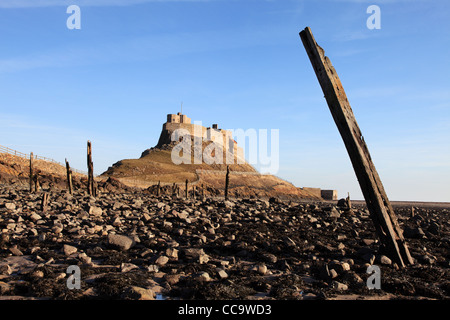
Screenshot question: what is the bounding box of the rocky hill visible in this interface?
[101,114,320,201]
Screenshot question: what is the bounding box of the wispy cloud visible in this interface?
[0,0,214,9]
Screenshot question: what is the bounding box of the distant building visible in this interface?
[321,190,338,201]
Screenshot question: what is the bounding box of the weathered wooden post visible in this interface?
[300,27,414,267]
[87,141,95,196]
[157,181,161,196]
[185,179,188,199]
[225,165,230,201]
[29,152,34,193]
[41,192,49,212]
[65,158,73,195]
[33,174,39,192]
[346,192,352,209]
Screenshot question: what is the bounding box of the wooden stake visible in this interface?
[185,179,188,199]
[33,174,39,192]
[87,141,95,196]
[29,152,34,193]
[346,192,352,209]
[225,165,230,201]
[65,158,73,195]
[300,27,413,267]
[41,192,49,212]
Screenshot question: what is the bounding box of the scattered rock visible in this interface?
[9,246,23,256]
[89,206,103,216]
[122,286,155,300]
[0,264,12,275]
[331,281,348,291]
[63,244,78,256]
[4,203,16,210]
[107,234,135,251]
[379,255,392,265]
[155,255,169,266]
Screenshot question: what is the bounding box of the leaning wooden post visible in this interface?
[29,152,34,193]
[65,158,73,195]
[225,166,230,201]
[300,27,414,267]
[87,141,95,196]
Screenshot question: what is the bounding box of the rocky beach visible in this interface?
[0,179,448,300]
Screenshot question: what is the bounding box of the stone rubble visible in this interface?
[0,184,448,300]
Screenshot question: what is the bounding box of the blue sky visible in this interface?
[0,0,449,202]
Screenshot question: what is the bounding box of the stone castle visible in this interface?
[157,112,245,164]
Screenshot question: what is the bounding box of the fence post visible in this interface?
[29,152,34,193]
[65,158,73,195]
[87,141,95,196]
[225,165,230,201]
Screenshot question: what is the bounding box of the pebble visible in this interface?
[331,281,348,291]
[4,203,16,210]
[122,286,155,300]
[155,255,169,266]
[379,255,392,265]
[107,234,135,251]
[63,244,78,256]
[89,206,103,216]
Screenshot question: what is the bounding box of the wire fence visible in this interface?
[0,144,88,176]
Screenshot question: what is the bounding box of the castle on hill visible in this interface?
[157,112,245,164]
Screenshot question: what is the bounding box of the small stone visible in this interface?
[63,244,78,256]
[155,255,169,266]
[331,281,348,291]
[196,272,211,282]
[122,286,155,300]
[107,234,135,251]
[79,253,92,265]
[329,268,338,279]
[89,206,103,216]
[165,248,178,260]
[261,253,277,264]
[147,265,159,272]
[341,262,351,271]
[55,273,66,281]
[0,281,11,295]
[4,203,16,210]
[30,213,42,222]
[379,255,392,265]
[31,270,44,278]
[121,263,139,272]
[329,207,340,218]
[0,264,12,275]
[9,246,23,256]
[165,274,181,285]
[217,269,228,279]
[257,264,267,275]
[112,217,122,226]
